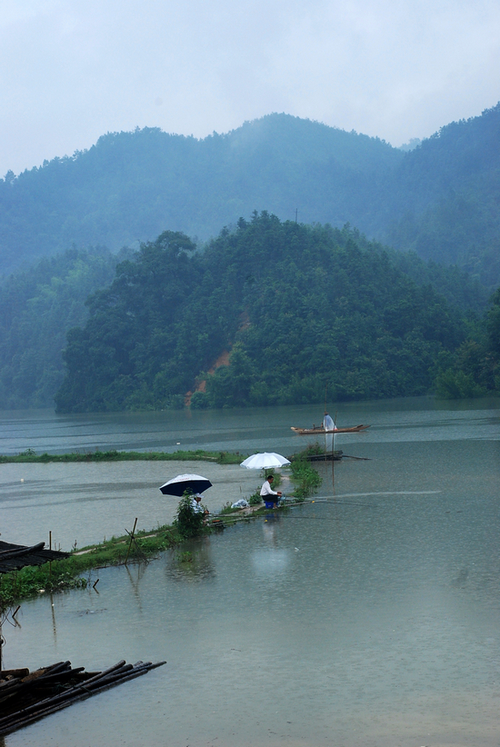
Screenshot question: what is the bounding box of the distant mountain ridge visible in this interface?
[1,105,499,286]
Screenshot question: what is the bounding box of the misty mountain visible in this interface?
[1,104,499,286]
[385,104,500,283]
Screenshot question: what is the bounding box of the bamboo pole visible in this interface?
[0,660,165,736]
[124,518,138,565]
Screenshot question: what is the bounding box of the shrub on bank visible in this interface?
[174,494,208,539]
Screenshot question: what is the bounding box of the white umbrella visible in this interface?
[240,452,291,469]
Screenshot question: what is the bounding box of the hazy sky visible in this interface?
[1,0,499,175]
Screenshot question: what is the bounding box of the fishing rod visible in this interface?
[280,497,379,509]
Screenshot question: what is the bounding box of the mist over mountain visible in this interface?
[1,105,498,412]
[1,104,499,287]
[0,247,119,408]
[385,104,500,284]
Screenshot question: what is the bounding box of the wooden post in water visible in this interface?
[0,610,3,677]
[124,518,138,565]
[331,431,335,489]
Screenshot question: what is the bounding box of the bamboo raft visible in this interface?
[0,659,165,736]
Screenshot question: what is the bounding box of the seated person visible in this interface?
[260,475,282,505]
[191,493,209,517]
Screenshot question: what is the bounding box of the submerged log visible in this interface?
[303,451,343,462]
[0,659,166,736]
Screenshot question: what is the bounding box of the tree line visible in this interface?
[54,214,498,412]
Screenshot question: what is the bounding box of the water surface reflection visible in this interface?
[2,399,500,746]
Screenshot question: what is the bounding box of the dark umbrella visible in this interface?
[159,473,213,496]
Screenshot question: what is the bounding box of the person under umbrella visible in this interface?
[191,493,209,518]
[260,475,282,507]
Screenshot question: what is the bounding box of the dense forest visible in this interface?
[0,221,487,410]
[385,104,500,286]
[435,287,500,398]
[1,104,499,287]
[0,248,120,408]
[54,214,497,413]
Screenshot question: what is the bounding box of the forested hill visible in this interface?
[55,215,473,413]
[386,104,500,283]
[0,247,120,408]
[1,105,499,287]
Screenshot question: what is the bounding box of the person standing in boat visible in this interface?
[260,475,282,505]
[323,412,336,431]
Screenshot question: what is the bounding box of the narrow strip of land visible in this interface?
[0,447,321,607]
[0,449,244,464]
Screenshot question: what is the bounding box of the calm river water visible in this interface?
[1,397,499,747]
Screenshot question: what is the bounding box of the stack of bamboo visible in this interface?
[0,659,165,735]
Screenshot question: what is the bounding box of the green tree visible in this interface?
[175,494,206,539]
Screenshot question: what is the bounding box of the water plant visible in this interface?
[297,442,324,457]
[247,490,262,506]
[289,457,322,498]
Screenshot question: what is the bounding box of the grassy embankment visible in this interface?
[0,449,244,464]
[0,448,321,607]
[0,524,181,607]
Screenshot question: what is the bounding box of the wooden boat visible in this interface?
[291,424,370,435]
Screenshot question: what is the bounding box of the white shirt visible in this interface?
[260,480,278,497]
[191,498,204,513]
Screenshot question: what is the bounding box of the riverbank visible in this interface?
[0,521,185,607]
[0,453,321,607]
[0,449,245,464]
[0,502,298,607]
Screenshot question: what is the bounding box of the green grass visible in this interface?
[248,490,262,506]
[0,448,246,464]
[0,525,182,607]
[219,502,240,515]
[288,452,322,498]
[0,508,258,607]
[291,442,324,457]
